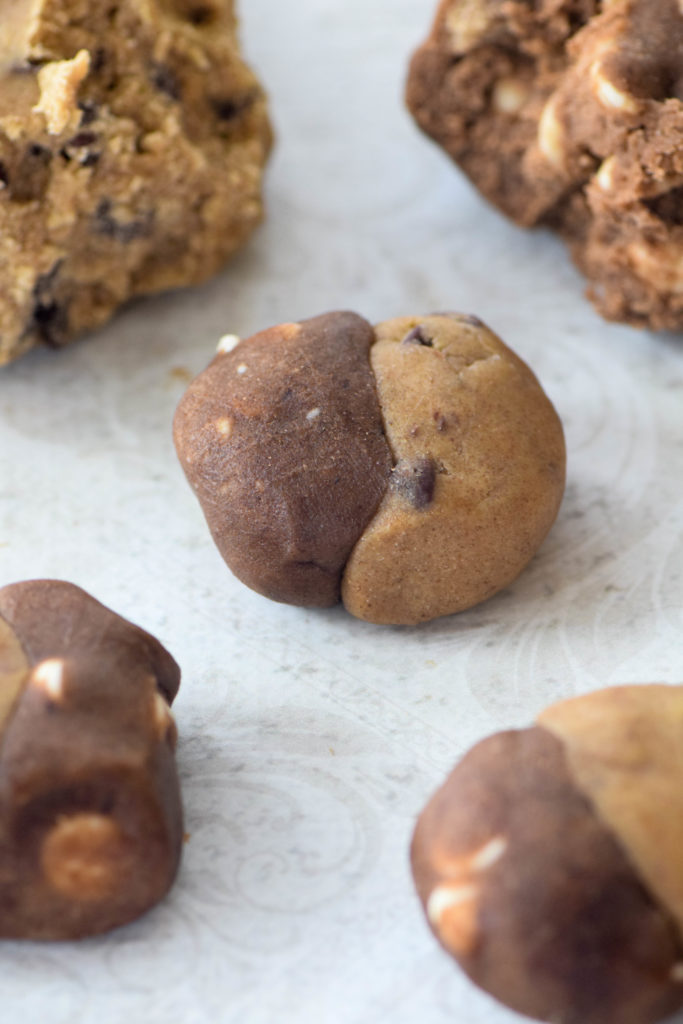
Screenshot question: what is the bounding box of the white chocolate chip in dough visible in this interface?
[216,333,241,354]
[595,155,617,191]
[590,57,640,113]
[445,0,492,53]
[152,691,178,748]
[31,658,65,702]
[538,96,566,170]
[492,78,530,115]
[41,813,131,901]
[33,50,91,135]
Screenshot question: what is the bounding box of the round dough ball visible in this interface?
[173,310,566,625]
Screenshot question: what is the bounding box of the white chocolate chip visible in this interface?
[427,882,478,926]
[470,835,508,872]
[492,78,529,115]
[590,59,640,113]
[33,50,91,135]
[236,363,247,375]
[445,0,492,53]
[216,333,240,354]
[31,658,65,701]
[153,691,177,747]
[306,408,321,421]
[41,813,130,901]
[595,155,616,191]
[538,96,565,170]
[215,416,233,437]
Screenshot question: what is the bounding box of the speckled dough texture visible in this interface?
[412,685,683,1024]
[0,579,183,939]
[174,311,566,625]
[0,0,271,365]
[407,0,683,330]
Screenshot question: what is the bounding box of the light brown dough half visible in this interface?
[538,684,683,942]
[341,314,566,625]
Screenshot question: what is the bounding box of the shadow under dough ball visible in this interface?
[0,579,183,939]
[407,0,683,330]
[412,685,683,1024]
[174,311,566,625]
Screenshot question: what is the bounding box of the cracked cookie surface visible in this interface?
[0,0,271,365]
[408,0,683,330]
[174,311,566,625]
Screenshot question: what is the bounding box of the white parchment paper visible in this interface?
[2,1,683,1022]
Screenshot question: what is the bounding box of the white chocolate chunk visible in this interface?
[31,658,65,701]
[41,813,130,901]
[492,78,529,115]
[216,333,241,354]
[538,96,565,170]
[33,50,91,135]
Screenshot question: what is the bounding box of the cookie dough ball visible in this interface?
[173,311,565,625]
[412,685,683,1024]
[0,0,271,365]
[407,0,683,330]
[0,579,183,939]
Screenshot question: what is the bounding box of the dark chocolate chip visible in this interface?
[150,62,181,101]
[90,48,107,74]
[60,131,101,167]
[94,198,153,243]
[0,162,8,189]
[211,91,256,121]
[644,187,683,226]
[391,457,436,509]
[30,264,69,348]
[188,5,215,24]
[68,131,98,148]
[401,325,433,347]
[78,100,99,125]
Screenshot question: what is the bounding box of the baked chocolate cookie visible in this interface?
[173,311,565,625]
[407,0,683,330]
[0,0,271,365]
[412,685,683,1024]
[0,579,183,939]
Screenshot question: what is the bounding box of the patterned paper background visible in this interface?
[2,1,683,1022]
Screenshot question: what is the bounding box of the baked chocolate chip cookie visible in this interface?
[0,0,271,365]
[412,685,683,1024]
[173,311,566,625]
[407,0,683,330]
[0,579,183,939]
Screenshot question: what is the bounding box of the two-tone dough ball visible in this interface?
[174,311,565,625]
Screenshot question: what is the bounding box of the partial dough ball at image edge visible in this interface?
[0,0,271,365]
[411,685,683,1024]
[173,311,566,626]
[0,579,183,940]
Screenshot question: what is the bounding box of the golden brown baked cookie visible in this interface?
[173,311,566,625]
[0,0,271,365]
[0,579,183,939]
[411,685,683,1024]
[407,0,683,330]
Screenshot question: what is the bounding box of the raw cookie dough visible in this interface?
[0,579,183,939]
[407,0,683,330]
[0,0,271,365]
[173,311,565,625]
[411,685,683,1024]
